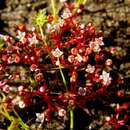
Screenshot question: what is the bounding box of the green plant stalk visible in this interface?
[39,25,47,46]
[58,58,68,91]
[70,109,74,130]
[13,109,29,130]
[51,0,57,22]
[0,91,6,100]
[0,106,29,130]
[8,118,19,130]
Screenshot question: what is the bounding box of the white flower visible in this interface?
[36,113,45,123]
[105,116,111,121]
[86,64,95,73]
[75,54,83,62]
[16,30,26,43]
[78,87,86,96]
[93,44,101,52]
[52,48,63,58]
[89,41,101,52]
[61,8,72,19]
[100,71,112,86]
[95,37,104,46]
[58,109,66,117]
[80,24,85,29]
[39,86,45,92]
[89,37,104,52]
[68,55,75,63]
[105,59,112,66]
[18,100,25,108]
[18,85,24,92]
[28,34,38,45]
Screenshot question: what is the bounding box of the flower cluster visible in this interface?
[0,0,129,130]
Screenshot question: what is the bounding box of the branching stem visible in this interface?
[51,0,57,22]
[58,58,68,91]
[39,25,47,46]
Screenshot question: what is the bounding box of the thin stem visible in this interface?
[58,58,68,91]
[0,91,6,100]
[39,25,47,46]
[51,0,57,22]
[13,109,29,130]
[70,109,74,130]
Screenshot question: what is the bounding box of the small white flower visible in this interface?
[89,41,101,52]
[100,71,112,86]
[68,55,75,63]
[39,87,45,92]
[105,116,111,121]
[96,37,104,46]
[52,48,63,58]
[95,37,104,46]
[36,113,45,123]
[89,37,104,52]
[16,30,26,43]
[77,9,82,13]
[61,8,72,19]
[105,59,112,66]
[75,54,83,62]
[78,87,86,96]
[18,100,25,109]
[18,85,24,91]
[86,64,95,73]
[58,109,66,117]
[93,44,101,52]
[28,34,38,45]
